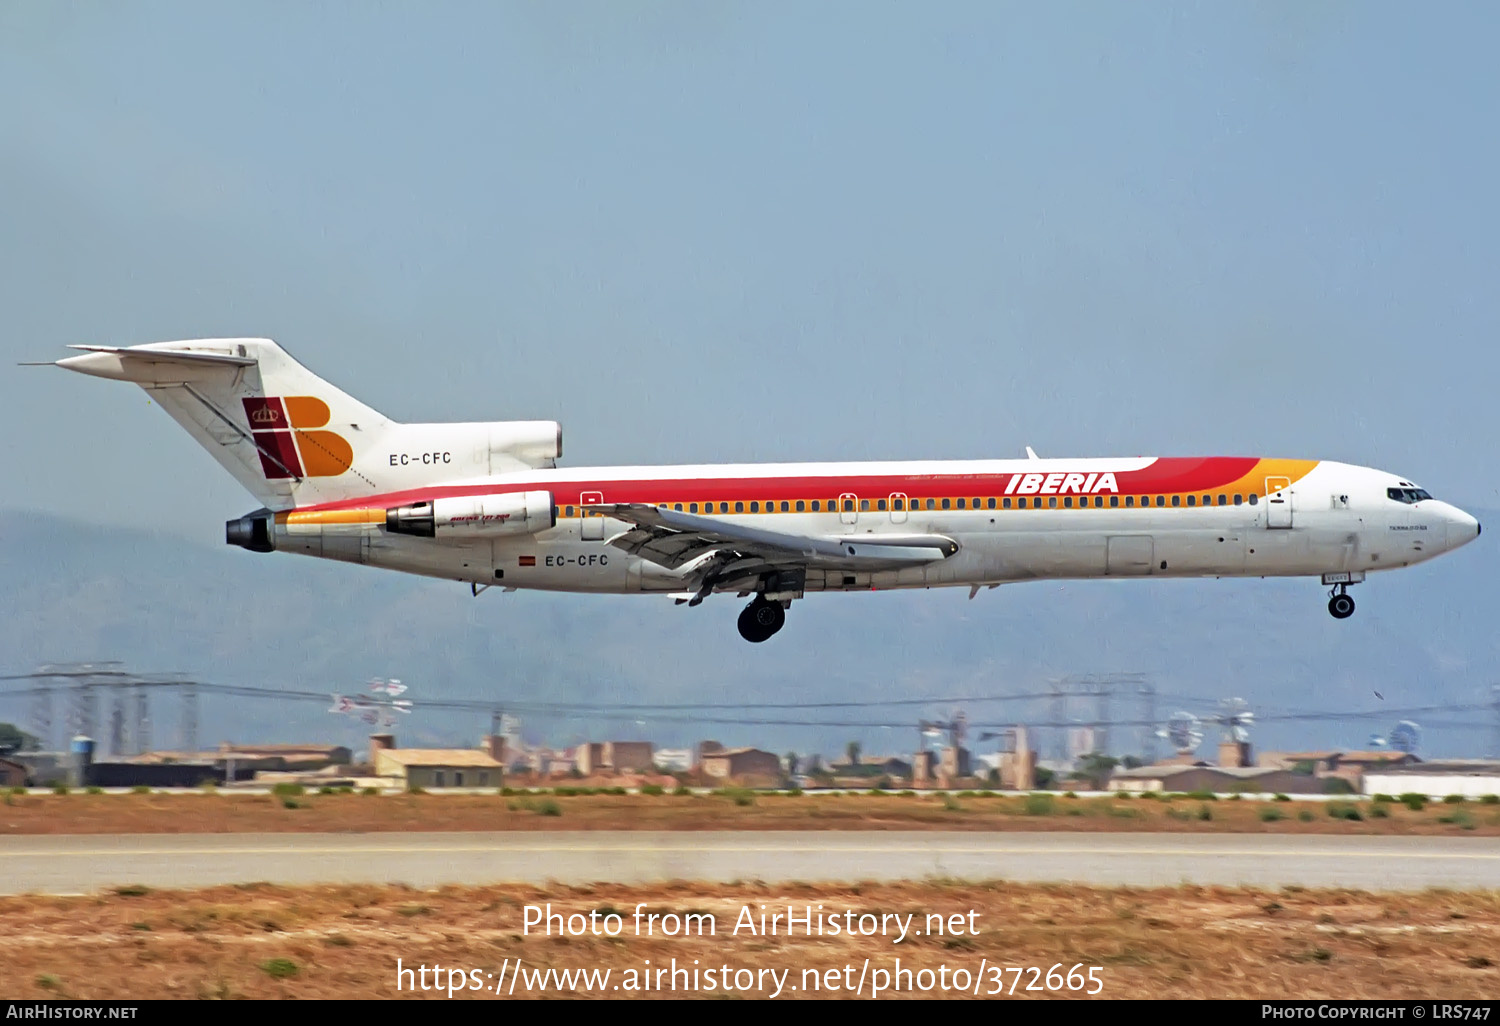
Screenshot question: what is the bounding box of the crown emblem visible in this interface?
[251,407,280,425]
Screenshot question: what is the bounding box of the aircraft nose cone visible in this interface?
[1446,508,1481,551]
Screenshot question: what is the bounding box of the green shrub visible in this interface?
[1273,793,1291,802]
[640,784,664,796]
[1400,793,1427,811]
[1438,809,1476,829]
[942,794,962,812]
[1481,795,1499,805]
[1116,792,1134,800]
[1024,793,1055,816]
[86,786,103,795]
[673,785,691,796]
[1298,810,1314,822]
[785,786,803,797]
[318,786,335,795]
[114,884,150,897]
[52,784,69,795]
[1260,806,1285,822]
[1186,790,1218,801]
[1371,793,1394,804]
[406,784,426,795]
[131,785,151,794]
[280,797,303,810]
[898,789,915,797]
[1197,804,1213,821]
[9,786,25,795]
[271,783,304,797]
[259,958,298,980]
[537,799,562,817]
[1370,803,1390,818]
[1443,794,1466,804]
[361,787,379,796]
[1326,802,1363,821]
[1166,808,1192,821]
[1062,791,1078,799]
[868,788,888,797]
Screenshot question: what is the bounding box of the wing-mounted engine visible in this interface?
[386,490,555,537]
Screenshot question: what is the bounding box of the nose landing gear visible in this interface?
[1321,572,1363,620]
[1328,585,1356,619]
[737,595,786,642]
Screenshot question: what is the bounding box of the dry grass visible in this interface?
[2,790,1497,836]
[0,879,1495,999]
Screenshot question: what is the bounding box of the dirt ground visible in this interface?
[2,789,1498,835]
[0,879,1495,999]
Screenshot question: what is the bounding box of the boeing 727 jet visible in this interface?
[51,339,1481,642]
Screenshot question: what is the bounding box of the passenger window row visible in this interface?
[556,493,1261,517]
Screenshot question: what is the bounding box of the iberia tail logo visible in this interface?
[241,396,353,479]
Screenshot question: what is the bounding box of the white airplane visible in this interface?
[50,339,1480,642]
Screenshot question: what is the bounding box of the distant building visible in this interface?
[700,747,782,784]
[87,762,233,788]
[654,748,693,772]
[911,750,936,787]
[695,740,725,769]
[11,751,67,787]
[1363,760,1500,799]
[939,746,972,782]
[369,734,503,788]
[577,741,655,775]
[0,755,27,788]
[1257,750,1420,790]
[1108,765,1315,795]
[827,754,912,778]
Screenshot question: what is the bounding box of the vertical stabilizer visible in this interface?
[56,339,395,510]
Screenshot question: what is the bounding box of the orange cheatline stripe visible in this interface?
[279,509,387,526]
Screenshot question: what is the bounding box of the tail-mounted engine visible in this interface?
[226,509,275,552]
[385,490,555,538]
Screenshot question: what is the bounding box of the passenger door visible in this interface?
[580,490,604,541]
[1265,477,1292,529]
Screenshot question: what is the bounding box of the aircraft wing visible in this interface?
[581,503,957,574]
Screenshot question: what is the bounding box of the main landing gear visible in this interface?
[737,595,786,643]
[1327,585,1356,619]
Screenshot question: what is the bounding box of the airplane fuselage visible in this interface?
[265,455,1479,598]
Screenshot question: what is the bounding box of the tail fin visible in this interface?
[56,338,562,511]
[57,339,393,509]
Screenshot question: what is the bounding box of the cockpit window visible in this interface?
[1387,487,1433,504]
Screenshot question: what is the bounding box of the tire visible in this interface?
[738,599,785,642]
[1328,594,1355,619]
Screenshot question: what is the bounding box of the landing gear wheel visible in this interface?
[1328,592,1355,619]
[737,597,786,642]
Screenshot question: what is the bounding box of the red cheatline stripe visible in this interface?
[294,457,1274,512]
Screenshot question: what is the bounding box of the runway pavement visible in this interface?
[2,831,1499,894]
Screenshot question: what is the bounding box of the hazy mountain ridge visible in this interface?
[0,509,1495,759]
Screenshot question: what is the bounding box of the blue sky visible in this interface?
[5,3,1498,538]
[1,5,1497,758]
